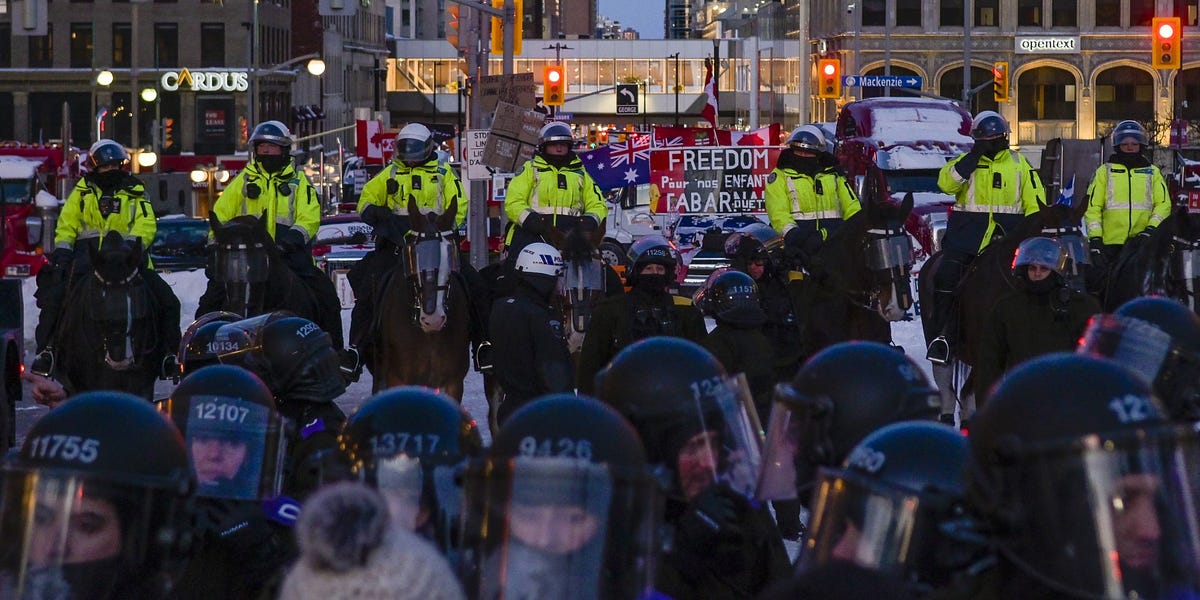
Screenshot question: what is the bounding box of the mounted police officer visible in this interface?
[196,120,356,376]
[32,139,181,379]
[927,111,1045,364]
[503,122,607,263]
[1085,120,1171,276]
[351,123,493,371]
[765,125,861,273]
[576,235,705,395]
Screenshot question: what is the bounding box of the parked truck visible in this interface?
[0,154,62,277]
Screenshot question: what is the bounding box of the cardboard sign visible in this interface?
[463,129,492,181]
[478,73,537,113]
[649,146,781,214]
[482,102,543,173]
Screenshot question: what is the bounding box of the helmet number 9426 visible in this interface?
[518,436,593,460]
[369,432,441,456]
[27,435,101,464]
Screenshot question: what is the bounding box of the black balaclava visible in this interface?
[88,169,126,192]
[539,143,575,169]
[975,137,1009,158]
[521,273,559,301]
[257,151,290,175]
[779,150,822,176]
[1110,145,1151,168]
[634,268,669,295]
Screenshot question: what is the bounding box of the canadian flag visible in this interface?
[701,58,718,127]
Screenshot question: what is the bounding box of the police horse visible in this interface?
[203,213,321,322]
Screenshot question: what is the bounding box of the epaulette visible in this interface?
[787,270,805,282]
[672,295,693,307]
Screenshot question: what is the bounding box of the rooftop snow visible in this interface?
[868,107,973,146]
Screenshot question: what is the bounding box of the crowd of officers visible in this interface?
[5,112,1200,599]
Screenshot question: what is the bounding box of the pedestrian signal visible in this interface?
[817,59,841,99]
[1152,17,1182,70]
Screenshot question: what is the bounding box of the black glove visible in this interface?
[49,248,72,269]
[1138,225,1157,239]
[677,483,748,544]
[954,145,984,179]
[580,214,599,233]
[276,227,307,255]
[783,227,806,252]
[523,213,551,235]
[360,204,391,227]
[1089,238,1107,269]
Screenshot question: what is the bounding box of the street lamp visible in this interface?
[251,53,326,126]
[135,148,157,171]
[190,165,230,216]
[96,70,114,87]
[142,87,161,171]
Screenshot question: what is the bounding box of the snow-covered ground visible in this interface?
[17,267,934,446]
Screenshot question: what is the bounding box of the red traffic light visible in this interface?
[822,62,837,76]
[547,69,561,83]
[1157,21,1177,39]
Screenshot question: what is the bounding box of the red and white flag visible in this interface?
[701,58,718,127]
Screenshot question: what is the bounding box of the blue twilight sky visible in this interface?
[599,0,665,39]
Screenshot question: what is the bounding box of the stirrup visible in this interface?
[926,337,950,365]
[160,354,181,382]
[31,350,55,378]
[339,348,362,383]
[473,341,494,374]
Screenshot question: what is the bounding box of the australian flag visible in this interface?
[580,136,651,191]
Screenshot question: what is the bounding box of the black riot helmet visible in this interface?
[625,235,677,285]
[1078,296,1200,422]
[724,222,784,272]
[966,353,1200,599]
[970,110,1009,141]
[0,391,193,600]
[757,341,939,504]
[178,311,243,376]
[339,386,482,551]
[213,312,347,405]
[460,394,661,600]
[799,422,976,594]
[594,337,761,501]
[161,365,287,501]
[694,269,766,327]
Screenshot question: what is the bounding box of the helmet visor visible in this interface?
[459,457,660,600]
[667,374,763,501]
[1059,233,1091,268]
[214,243,270,284]
[1078,313,1174,386]
[175,394,285,500]
[0,471,178,599]
[798,468,933,582]
[757,396,806,501]
[395,138,432,163]
[999,425,1200,598]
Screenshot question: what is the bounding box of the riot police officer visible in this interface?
[1085,120,1171,274]
[504,121,608,262]
[927,111,1045,364]
[695,269,775,421]
[765,125,861,273]
[0,391,194,599]
[595,337,791,599]
[32,139,181,378]
[723,223,805,381]
[459,393,662,599]
[197,121,355,376]
[490,242,574,424]
[1078,295,1200,422]
[338,385,483,556]
[177,311,243,376]
[577,235,705,394]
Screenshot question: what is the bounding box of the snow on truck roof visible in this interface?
[0,155,43,179]
[844,98,973,146]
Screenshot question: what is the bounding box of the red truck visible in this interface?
[833,97,974,260]
[0,144,76,277]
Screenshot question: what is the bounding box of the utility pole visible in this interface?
[962,0,972,105]
[669,52,680,126]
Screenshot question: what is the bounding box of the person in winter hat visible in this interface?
[279,481,465,600]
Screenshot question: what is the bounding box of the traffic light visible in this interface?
[491,0,523,55]
[587,129,598,147]
[162,117,175,150]
[817,58,841,99]
[447,4,460,51]
[544,65,565,106]
[993,61,1009,102]
[1152,17,1182,70]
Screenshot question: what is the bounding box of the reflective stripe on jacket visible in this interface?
[212,161,321,241]
[763,167,861,236]
[356,158,466,228]
[1083,162,1170,245]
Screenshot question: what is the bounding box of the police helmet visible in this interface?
[594,337,761,500]
[0,391,192,599]
[966,353,1200,598]
[87,139,130,170]
[694,269,766,327]
[249,120,293,148]
[625,234,677,284]
[460,394,660,599]
[1079,296,1200,422]
[178,311,243,375]
[1112,119,1147,147]
[164,365,286,500]
[514,242,565,278]
[800,422,974,591]
[394,123,435,164]
[724,223,784,267]
[760,342,939,502]
[787,125,828,153]
[1011,236,1068,278]
[970,111,1009,140]
[538,121,575,147]
[213,312,347,404]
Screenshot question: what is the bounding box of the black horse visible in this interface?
[373,197,471,398]
[917,198,1086,417]
[51,231,169,400]
[796,169,916,356]
[201,213,320,321]
[1104,207,1200,312]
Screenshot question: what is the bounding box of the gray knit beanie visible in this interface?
[279,482,466,600]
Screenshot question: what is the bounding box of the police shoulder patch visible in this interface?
[767,172,777,184]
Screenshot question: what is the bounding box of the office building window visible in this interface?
[863,0,885,26]
[1018,0,1041,26]
[897,0,921,26]
[1177,0,1199,26]
[154,23,178,67]
[1096,0,1120,25]
[0,24,10,68]
[940,0,964,26]
[69,23,93,68]
[200,23,224,67]
[1129,0,1154,26]
[28,24,52,68]
[1052,0,1076,26]
[976,0,998,26]
[112,23,130,67]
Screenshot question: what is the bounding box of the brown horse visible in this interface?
[373,197,470,399]
[917,197,1087,418]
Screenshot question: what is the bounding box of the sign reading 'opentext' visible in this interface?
[161,68,250,92]
[1015,36,1080,54]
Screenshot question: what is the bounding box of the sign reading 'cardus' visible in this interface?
[161,68,250,92]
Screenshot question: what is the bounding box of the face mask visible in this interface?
[635,274,669,293]
[257,154,290,174]
[540,150,574,168]
[524,274,559,300]
[1024,275,1058,295]
[793,156,822,175]
[89,169,125,191]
